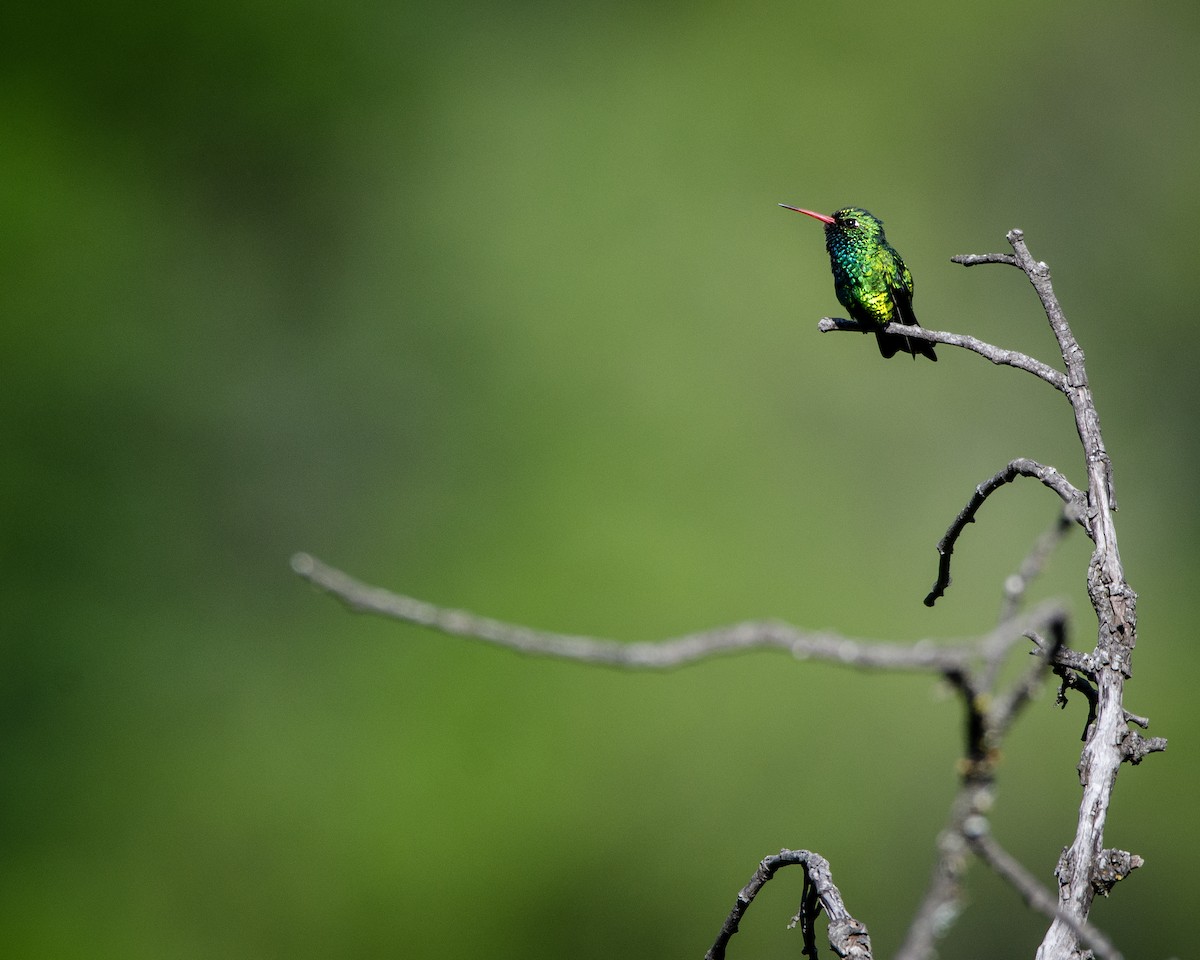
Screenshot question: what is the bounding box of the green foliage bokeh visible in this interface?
[3,2,1198,957]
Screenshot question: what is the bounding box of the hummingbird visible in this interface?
[779,205,936,361]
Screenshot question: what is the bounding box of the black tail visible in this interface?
[876,327,937,361]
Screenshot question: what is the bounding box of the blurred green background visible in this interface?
[3,1,1197,957]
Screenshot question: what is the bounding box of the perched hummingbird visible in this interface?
[779,205,936,361]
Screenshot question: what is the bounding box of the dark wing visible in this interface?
[887,252,918,327]
[882,251,936,360]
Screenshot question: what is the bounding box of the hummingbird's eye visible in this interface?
[844,218,858,229]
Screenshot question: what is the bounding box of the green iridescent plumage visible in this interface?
[780,205,936,361]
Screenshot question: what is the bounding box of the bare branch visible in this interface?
[816,317,1068,391]
[951,252,1020,268]
[293,553,1067,680]
[925,459,1088,607]
[705,850,871,960]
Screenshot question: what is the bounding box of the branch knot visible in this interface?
[1092,849,1144,897]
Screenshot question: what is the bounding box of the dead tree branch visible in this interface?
[705,850,871,960]
[924,458,1088,607]
[815,317,1068,390]
[291,552,1062,676]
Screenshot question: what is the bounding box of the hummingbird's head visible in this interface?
[778,204,887,243]
[829,207,885,241]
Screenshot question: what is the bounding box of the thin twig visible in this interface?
[815,317,1068,391]
[293,554,1068,678]
[705,850,871,960]
[951,252,1020,268]
[925,459,1088,607]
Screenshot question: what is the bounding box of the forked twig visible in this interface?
[705,850,870,960]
